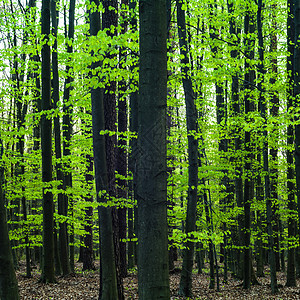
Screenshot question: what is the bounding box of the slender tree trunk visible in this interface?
[293,0,300,285]
[51,0,67,277]
[257,0,278,293]
[227,0,244,280]
[101,0,124,297]
[0,142,19,300]
[137,0,170,298]
[176,0,198,296]
[286,0,296,287]
[83,153,95,271]
[89,2,118,298]
[269,5,280,272]
[243,6,255,289]
[41,0,55,283]
[117,0,129,278]
[62,0,75,273]
[127,0,138,270]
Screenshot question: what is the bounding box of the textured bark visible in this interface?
[176,0,198,296]
[102,0,124,297]
[137,0,170,298]
[41,0,55,283]
[89,2,118,299]
[0,143,19,300]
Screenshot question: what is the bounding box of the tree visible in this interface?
[51,0,68,276]
[89,1,118,298]
[242,4,254,289]
[257,0,278,293]
[137,0,170,298]
[286,0,296,287]
[0,141,19,300]
[41,0,55,283]
[62,0,76,273]
[176,0,199,296]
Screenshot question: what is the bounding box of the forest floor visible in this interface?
[17,260,300,299]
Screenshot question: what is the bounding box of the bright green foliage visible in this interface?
[0,0,298,294]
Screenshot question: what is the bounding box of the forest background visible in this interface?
[1,0,300,299]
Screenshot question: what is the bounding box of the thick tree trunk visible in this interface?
[41,0,55,283]
[137,0,170,298]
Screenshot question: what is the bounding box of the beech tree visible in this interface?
[2,0,300,298]
[89,0,118,298]
[137,0,170,298]
[176,0,199,296]
[41,0,55,283]
[0,141,19,300]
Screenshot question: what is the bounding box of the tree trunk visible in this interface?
[293,0,300,285]
[83,153,95,271]
[243,6,255,289]
[227,0,244,280]
[137,0,170,298]
[117,0,129,279]
[257,0,278,293]
[286,0,296,287]
[0,142,19,300]
[176,0,198,296]
[41,0,55,283]
[127,0,138,270]
[89,2,118,298]
[102,0,124,297]
[62,0,75,273]
[269,4,280,272]
[51,0,67,277]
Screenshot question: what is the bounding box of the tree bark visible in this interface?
[242,6,255,289]
[62,0,76,273]
[257,0,278,293]
[137,0,170,298]
[286,0,296,287]
[0,142,19,300]
[51,0,68,277]
[127,0,138,270]
[176,0,198,296]
[116,0,129,279]
[89,2,118,298]
[41,0,55,283]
